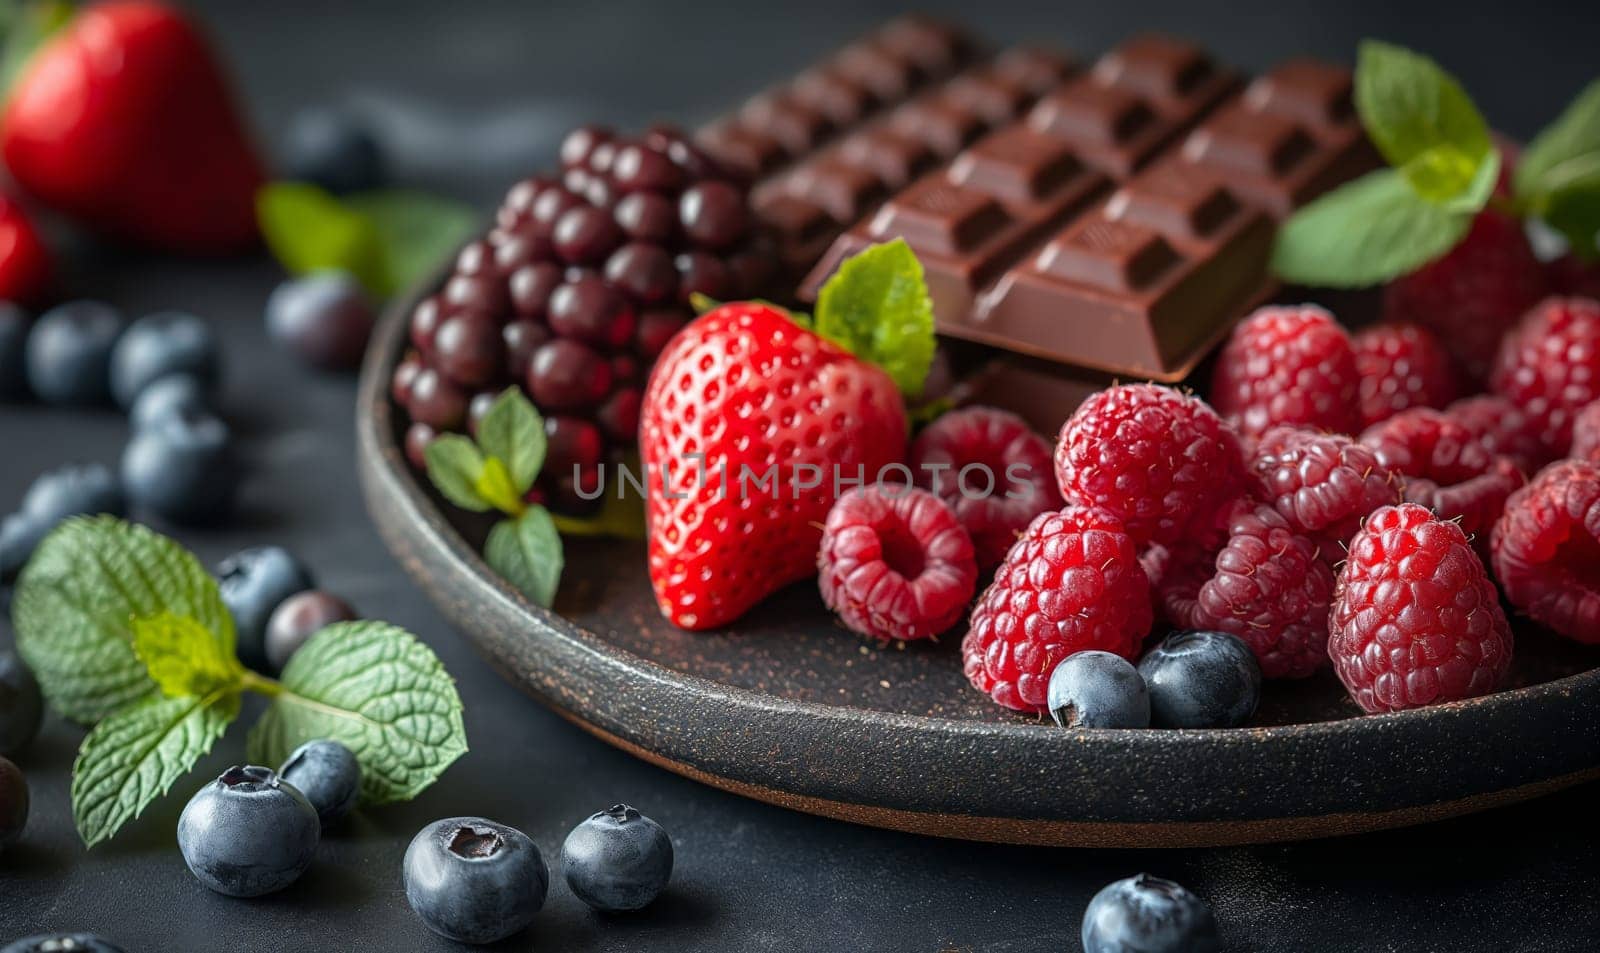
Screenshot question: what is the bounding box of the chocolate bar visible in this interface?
[696,18,1075,282]
[797,40,1379,382]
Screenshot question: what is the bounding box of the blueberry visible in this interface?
[562,804,674,912]
[128,374,211,432]
[278,739,360,828]
[0,302,31,400]
[108,311,219,409]
[2,463,126,584]
[216,546,314,671]
[21,462,126,523]
[1047,651,1150,729]
[0,514,42,584]
[404,817,547,944]
[282,106,385,195]
[120,408,237,525]
[265,272,375,371]
[1081,873,1219,953]
[265,589,357,673]
[0,653,43,757]
[1138,631,1262,729]
[177,765,320,897]
[0,755,27,851]
[24,301,125,406]
[0,935,126,953]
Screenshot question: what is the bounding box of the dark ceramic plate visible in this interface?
[356,277,1600,848]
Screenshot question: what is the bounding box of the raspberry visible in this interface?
[909,407,1062,570]
[817,485,978,642]
[1351,322,1458,427]
[1360,407,1524,545]
[1490,297,1600,456]
[1152,500,1335,679]
[1490,460,1600,644]
[1209,305,1360,438]
[1248,426,1402,558]
[1055,384,1247,549]
[1330,503,1513,713]
[1571,401,1600,463]
[1382,209,1549,382]
[961,507,1152,713]
[1443,395,1551,474]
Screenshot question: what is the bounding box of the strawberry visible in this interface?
[1380,209,1548,384]
[0,196,52,305]
[641,302,908,629]
[1,2,265,253]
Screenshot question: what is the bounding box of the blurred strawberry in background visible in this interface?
[0,0,264,253]
[0,194,50,303]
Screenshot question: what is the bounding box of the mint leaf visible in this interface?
[1517,79,1600,259]
[1356,40,1493,201]
[474,457,525,516]
[247,621,467,805]
[423,434,491,512]
[0,1,73,97]
[475,388,545,495]
[1518,79,1600,198]
[485,506,564,608]
[346,191,479,298]
[813,239,935,399]
[71,690,240,847]
[131,612,243,699]
[257,183,389,297]
[12,517,235,723]
[1543,183,1600,261]
[1273,169,1474,287]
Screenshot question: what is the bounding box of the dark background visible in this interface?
[3,1,1600,950]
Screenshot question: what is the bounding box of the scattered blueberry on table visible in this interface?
[1138,631,1262,730]
[282,105,386,196]
[0,935,127,953]
[23,301,126,407]
[1081,874,1220,953]
[120,407,238,525]
[278,739,362,829]
[404,816,548,945]
[1047,651,1151,730]
[562,804,674,913]
[0,652,43,758]
[107,310,219,409]
[265,589,358,673]
[216,545,316,670]
[0,302,31,400]
[177,765,321,897]
[128,373,212,432]
[265,271,376,371]
[0,755,27,852]
[0,463,126,584]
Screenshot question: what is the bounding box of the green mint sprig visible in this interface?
[423,388,565,608]
[11,516,468,847]
[813,238,937,399]
[257,183,479,297]
[1273,41,1600,285]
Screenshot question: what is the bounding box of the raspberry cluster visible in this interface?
[392,124,776,511]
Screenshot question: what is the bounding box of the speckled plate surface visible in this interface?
[356,276,1600,848]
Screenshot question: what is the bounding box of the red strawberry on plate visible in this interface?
[0,196,52,305]
[641,240,935,630]
[641,301,908,629]
[2,2,265,253]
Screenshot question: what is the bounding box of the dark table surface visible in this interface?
[3,2,1600,950]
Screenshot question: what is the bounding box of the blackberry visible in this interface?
[395,123,779,513]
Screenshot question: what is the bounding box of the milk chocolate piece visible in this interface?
[798,47,1378,381]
